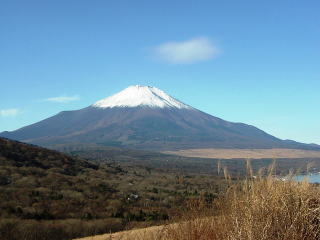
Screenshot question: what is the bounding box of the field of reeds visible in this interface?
[164,162,320,240]
[77,162,320,240]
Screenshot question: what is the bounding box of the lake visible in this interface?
[295,174,320,183]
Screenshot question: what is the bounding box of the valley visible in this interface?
[2,137,320,240]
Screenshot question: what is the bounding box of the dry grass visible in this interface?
[164,148,320,159]
[165,163,320,240]
[74,225,168,240]
[76,163,320,240]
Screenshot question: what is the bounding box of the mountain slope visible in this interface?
[0,85,318,150]
[0,137,98,174]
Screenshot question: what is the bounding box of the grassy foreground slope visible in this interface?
[77,171,320,240]
[165,173,320,240]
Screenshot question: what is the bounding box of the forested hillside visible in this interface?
[0,138,223,240]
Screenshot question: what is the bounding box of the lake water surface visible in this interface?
[295,174,320,183]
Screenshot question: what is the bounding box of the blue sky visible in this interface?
[0,0,319,144]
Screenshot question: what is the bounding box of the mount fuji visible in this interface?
[0,85,317,150]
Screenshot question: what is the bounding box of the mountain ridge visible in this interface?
[1,85,319,150]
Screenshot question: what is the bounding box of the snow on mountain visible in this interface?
[92,85,192,109]
[1,84,319,150]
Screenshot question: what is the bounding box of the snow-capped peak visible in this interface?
[92,85,192,109]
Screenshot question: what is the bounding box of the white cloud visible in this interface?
[44,95,80,103]
[153,37,219,64]
[0,108,20,117]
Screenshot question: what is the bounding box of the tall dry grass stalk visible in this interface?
[217,160,221,175]
[165,168,320,240]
